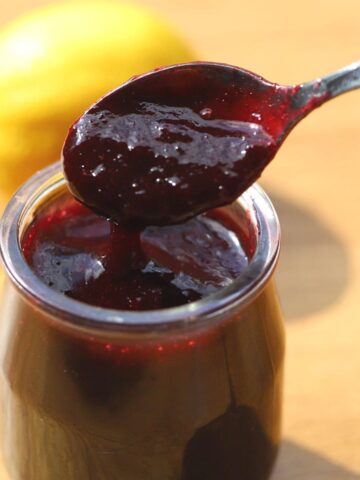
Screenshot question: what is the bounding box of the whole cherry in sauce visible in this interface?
[63,61,360,226]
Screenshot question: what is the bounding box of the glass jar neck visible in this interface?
[0,162,280,338]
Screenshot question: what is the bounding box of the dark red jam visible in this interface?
[16,190,281,480]
[21,192,249,310]
[63,63,280,227]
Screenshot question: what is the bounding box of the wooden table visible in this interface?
[1,0,360,478]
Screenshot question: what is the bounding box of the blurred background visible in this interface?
[0,1,360,478]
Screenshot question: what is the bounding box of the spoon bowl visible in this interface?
[63,61,360,226]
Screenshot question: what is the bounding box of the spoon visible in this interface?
[63,60,360,227]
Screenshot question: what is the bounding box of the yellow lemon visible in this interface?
[0,1,194,198]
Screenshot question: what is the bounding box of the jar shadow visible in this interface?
[273,439,360,479]
[267,191,349,321]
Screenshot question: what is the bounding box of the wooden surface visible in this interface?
[1,0,360,478]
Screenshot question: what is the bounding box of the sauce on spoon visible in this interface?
[63,60,360,227]
[63,62,326,226]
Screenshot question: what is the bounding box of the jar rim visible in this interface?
[0,162,280,336]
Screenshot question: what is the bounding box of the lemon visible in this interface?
[0,1,194,197]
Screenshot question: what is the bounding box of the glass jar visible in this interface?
[0,162,285,480]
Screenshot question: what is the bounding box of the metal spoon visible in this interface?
[63,60,360,226]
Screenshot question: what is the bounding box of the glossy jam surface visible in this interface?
[63,63,283,226]
[21,192,249,310]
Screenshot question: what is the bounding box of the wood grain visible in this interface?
[1,0,360,478]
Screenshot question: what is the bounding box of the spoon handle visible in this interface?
[291,61,360,111]
[316,60,360,99]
